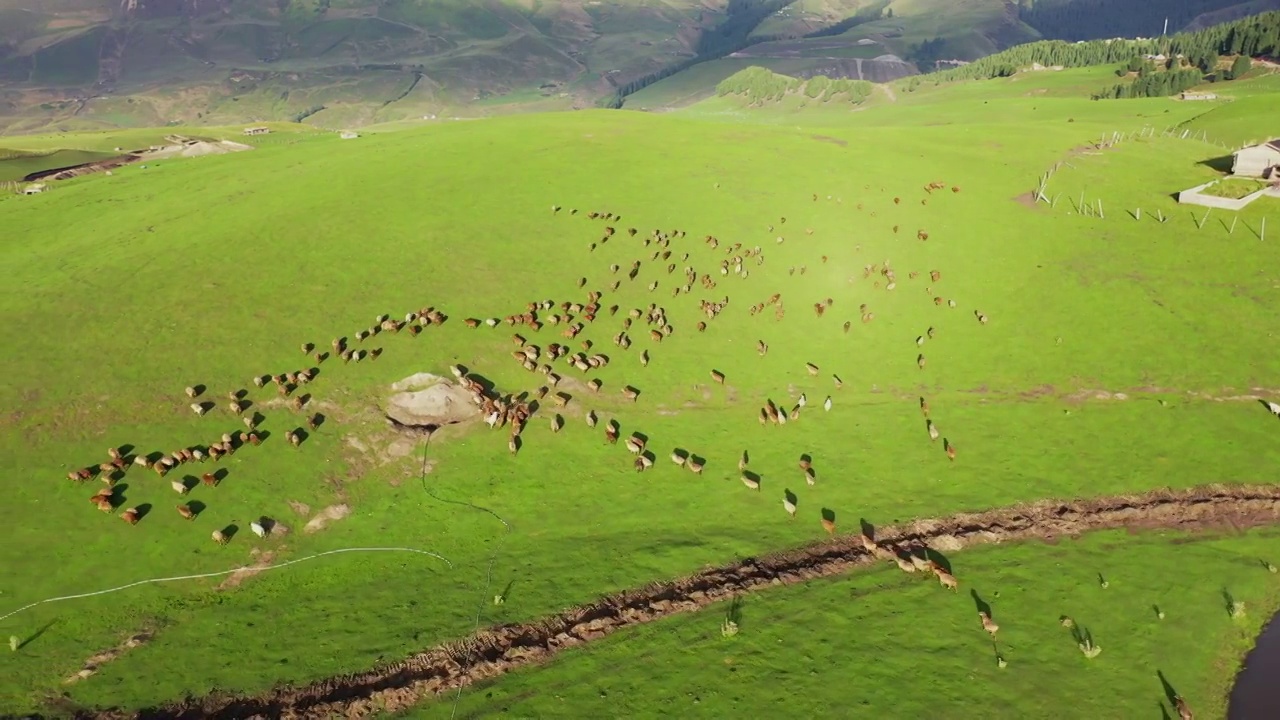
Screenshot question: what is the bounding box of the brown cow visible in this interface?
[177,504,196,520]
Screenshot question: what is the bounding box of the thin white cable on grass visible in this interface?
[0,547,453,625]
[413,434,512,720]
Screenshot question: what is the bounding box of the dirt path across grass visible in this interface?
[101,484,1280,719]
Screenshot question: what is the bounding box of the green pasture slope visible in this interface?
[427,528,1280,719]
[1,60,1279,715]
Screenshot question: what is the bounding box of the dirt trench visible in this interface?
[102,484,1280,720]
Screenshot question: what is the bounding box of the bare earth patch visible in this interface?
[288,500,311,517]
[217,550,278,590]
[303,504,351,534]
[64,631,152,685]
[117,483,1280,720]
[811,135,848,147]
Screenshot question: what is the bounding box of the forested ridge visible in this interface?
[1018,0,1263,42]
[910,9,1279,96]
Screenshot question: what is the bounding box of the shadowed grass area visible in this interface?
[0,62,1278,715]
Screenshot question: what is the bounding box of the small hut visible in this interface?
[242,126,271,136]
[1232,140,1280,178]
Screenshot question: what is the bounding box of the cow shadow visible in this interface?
[214,468,229,482]
[109,483,130,507]
[1257,398,1280,418]
[821,507,836,523]
[134,503,152,521]
[118,444,135,457]
[784,488,798,509]
[466,372,496,395]
[220,524,239,542]
[800,452,812,466]
[1156,670,1180,708]
[922,546,951,573]
[859,517,876,540]
[971,589,993,618]
[742,470,762,486]
[17,619,57,650]
[187,500,207,517]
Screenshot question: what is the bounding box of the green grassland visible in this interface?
[0,122,329,180]
[0,148,115,181]
[1,59,1278,716]
[1176,72,1280,146]
[425,528,1280,719]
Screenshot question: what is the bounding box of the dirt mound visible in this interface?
[385,373,479,430]
[108,484,1280,720]
[303,504,350,534]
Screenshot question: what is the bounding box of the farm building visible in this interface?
[1180,91,1217,100]
[242,126,271,136]
[1231,140,1280,178]
[340,131,360,139]
[22,183,46,195]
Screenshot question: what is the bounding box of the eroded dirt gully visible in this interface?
[101,484,1280,720]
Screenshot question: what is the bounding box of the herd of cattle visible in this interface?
[62,186,985,548]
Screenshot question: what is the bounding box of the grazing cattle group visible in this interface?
[65,304,462,545]
[65,183,991,642]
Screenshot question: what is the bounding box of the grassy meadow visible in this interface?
[0,61,1278,716]
[419,527,1280,719]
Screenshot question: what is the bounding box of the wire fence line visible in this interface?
[0,546,454,625]
[2,422,515,719]
[412,432,513,720]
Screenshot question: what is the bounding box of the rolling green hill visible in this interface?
[1,8,1279,719]
[2,25,1280,715]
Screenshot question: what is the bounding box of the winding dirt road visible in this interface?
[102,483,1279,719]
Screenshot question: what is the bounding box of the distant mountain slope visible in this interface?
[1017,0,1280,40]
[0,0,733,132]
